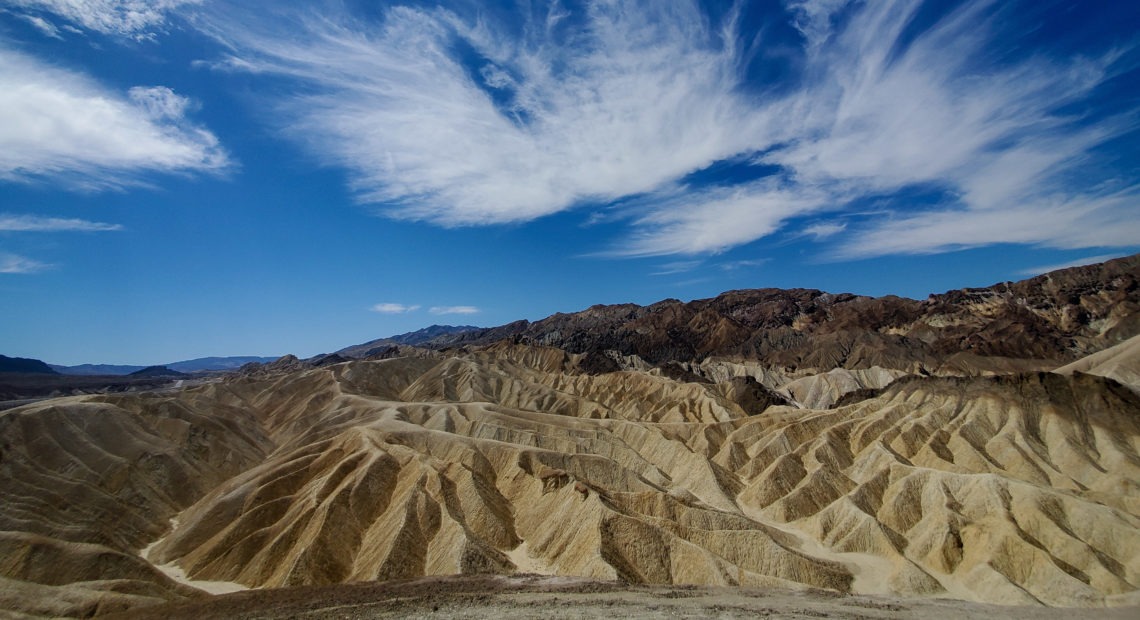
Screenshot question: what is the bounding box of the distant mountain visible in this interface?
[128,366,188,378]
[0,355,58,375]
[52,356,278,376]
[50,364,147,376]
[338,325,480,358]
[369,253,1140,375]
[165,356,279,372]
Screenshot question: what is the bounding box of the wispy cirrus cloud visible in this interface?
[0,252,50,274]
[430,306,480,316]
[785,0,850,50]
[615,180,831,257]
[17,12,62,38]
[371,303,478,315]
[3,0,201,37]
[0,213,122,274]
[834,191,1140,259]
[802,222,846,241]
[0,213,123,232]
[370,303,421,314]
[719,258,768,271]
[651,260,703,276]
[768,0,1140,259]
[0,46,229,189]
[196,1,778,227]
[196,0,1138,260]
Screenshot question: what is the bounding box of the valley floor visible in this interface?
[100,575,1140,620]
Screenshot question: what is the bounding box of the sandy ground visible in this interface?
[101,575,1140,620]
[140,520,247,596]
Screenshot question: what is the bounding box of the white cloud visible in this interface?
[370,303,420,314]
[3,0,201,37]
[128,86,193,120]
[0,252,50,273]
[785,0,851,49]
[1017,254,1124,277]
[835,191,1140,258]
[0,45,229,189]
[0,213,123,231]
[429,306,480,315]
[371,302,480,315]
[480,64,514,90]
[766,0,1138,259]
[719,258,768,271]
[198,0,1137,260]
[19,13,62,38]
[197,1,779,226]
[802,221,846,241]
[651,260,703,276]
[613,180,830,256]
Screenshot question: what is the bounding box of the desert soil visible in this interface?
[101,575,1140,620]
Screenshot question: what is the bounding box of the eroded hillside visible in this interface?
[2,257,1140,617]
[387,254,1140,372]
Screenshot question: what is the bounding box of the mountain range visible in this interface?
[349,253,1138,372]
[15,328,481,376]
[0,355,58,375]
[48,356,282,376]
[1,254,1139,618]
[336,324,481,358]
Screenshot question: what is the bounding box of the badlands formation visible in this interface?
[2,255,1140,617]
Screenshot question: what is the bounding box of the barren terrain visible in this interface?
[2,255,1139,617]
[99,575,1140,620]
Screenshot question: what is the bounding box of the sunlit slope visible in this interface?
[1054,333,1140,392]
[103,349,1140,608]
[0,391,272,616]
[3,307,1140,617]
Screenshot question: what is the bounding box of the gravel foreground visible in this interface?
[101,575,1140,620]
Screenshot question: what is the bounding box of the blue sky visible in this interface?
[1,0,1138,365]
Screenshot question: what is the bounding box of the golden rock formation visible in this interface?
[3,342,1137,615]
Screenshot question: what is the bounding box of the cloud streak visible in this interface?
[767,0,1140,259]
[0,252,49,274]
[614,180,830,257]
[0,213,122,274]
[371,303,479,315]
[0,45,229,189]
[651,260,703,276]
[3,0,201,37]
[18,12,63,38]
[802,222,846,241]
[430,306,480,316]
[370,303,420,314]
[0,214,123,232]
[197,1,778,227]
[834,191,1140,259]
[198,0,1138,260]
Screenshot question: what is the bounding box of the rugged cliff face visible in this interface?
[403,254,1140,373]
[2,255,1140,617]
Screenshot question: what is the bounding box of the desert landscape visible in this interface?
[1,254,1138,618]
[3,0,1139,617]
